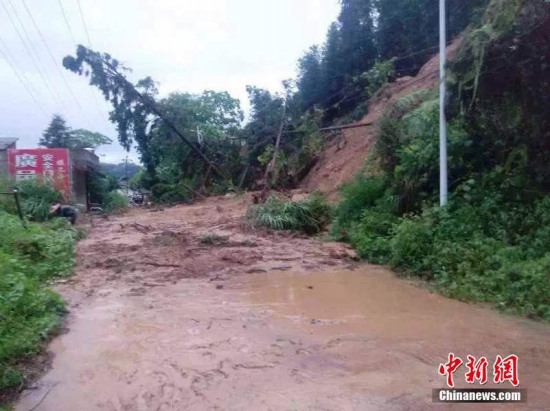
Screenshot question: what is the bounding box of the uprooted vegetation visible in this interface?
[330,0,550,319]
[247,192,331,235]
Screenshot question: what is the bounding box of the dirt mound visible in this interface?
[300,40,463,199]
[59,194,358,304]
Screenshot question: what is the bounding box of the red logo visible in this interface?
[438,353,463,388]
[465,355,488,384]
[494,354,519,386]
[439,354,519,387]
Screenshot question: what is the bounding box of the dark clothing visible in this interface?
[55,205,78,225]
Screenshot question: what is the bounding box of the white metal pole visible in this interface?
[439,0,448,206]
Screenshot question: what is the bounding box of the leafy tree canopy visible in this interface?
[39,113,111,150]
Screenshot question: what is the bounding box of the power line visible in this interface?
[2,0,66,112]
[57,0,77,44]
[0,38,48,116]
[20,0,93,127]
[57,0,106,121]
[0,33,41,100]
[76,0,93,48]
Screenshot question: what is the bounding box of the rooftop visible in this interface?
[0,137,18,150]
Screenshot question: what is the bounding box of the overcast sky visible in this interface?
[0,0,340,164]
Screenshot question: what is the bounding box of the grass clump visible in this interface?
[199,233,228,245]
[248,191,330,234]
[0,211,78,400]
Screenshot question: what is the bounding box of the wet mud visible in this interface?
[15,195,550,410]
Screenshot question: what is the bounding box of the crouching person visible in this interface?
[50,202,78,225]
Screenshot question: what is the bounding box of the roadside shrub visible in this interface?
[0,211,77,394]
[103,191,128,213]
[348,209,397,263]
[0,179,62,221]
[330,174,390,240]
[389,216,434,275]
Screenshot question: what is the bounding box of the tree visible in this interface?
[147,90,244,186]
[67,129,112,150]
[39,114,111,150]
[297,45,324,110]
[63,45,226,182]
[39,114,70,148]
[338,0,377,77]
[375,0,490,75]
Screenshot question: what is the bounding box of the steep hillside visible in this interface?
[301,40,463,198]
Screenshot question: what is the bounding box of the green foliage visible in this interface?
[39,114,70,148]
[292,0,488,121]
[359,59,396,97]
[332,0,550,319]
[333,175,550,318]
[0,212,78,393]
[249,192,330,234]
[330,174,392,240]
[18,180,62,221]
[103,191,128,212]
[39,113,110,150]
[67,129,112,150]
[0,179,62,222]
[87,172,119,206]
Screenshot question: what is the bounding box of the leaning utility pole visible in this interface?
[439,0,448,206]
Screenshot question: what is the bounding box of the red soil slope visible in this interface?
[300,40,462,199]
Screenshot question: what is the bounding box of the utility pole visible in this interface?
[439,0,448,206]
[125,155,129,196]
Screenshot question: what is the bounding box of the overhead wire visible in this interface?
[2,0,66,112]
[57,0,77,44]
[0,36,48,116]
[20,0,93,127]
[76,0,93,48]
[69,0,108,121]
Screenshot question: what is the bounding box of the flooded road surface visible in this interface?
[15,196,550,410]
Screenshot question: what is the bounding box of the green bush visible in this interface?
[348,209,397,263]
[248,191,330,234]
[330,174,391,240]
[103,191,128,212]
[0,211,78,394]
[0,179,62,221]
[363,59,395,97]
[331,179,550,319]
[389,216,434,275]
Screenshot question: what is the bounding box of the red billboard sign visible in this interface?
[8,148,70,199]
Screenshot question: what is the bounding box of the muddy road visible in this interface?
[16,195,550,410]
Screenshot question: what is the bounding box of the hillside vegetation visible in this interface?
[61,0,488,199]
[331,0,550,319]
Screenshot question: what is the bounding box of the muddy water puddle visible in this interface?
[232,267,550,409]
[16,267,550,410]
